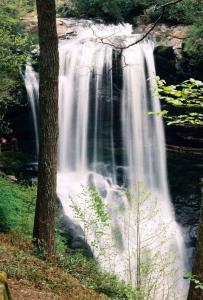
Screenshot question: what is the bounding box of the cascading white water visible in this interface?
[24,65,39,154]
[25,21,188,299]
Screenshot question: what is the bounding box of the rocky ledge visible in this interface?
[135,23,187,56]
[22,14,187,52]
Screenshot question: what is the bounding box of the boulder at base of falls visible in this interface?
[57,199,94,258]
[60,214,94,258]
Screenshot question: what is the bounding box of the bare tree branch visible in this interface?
[90,0,185,50]
[158,0,184,9]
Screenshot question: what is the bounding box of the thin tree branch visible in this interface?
[90,0,185,49]
[158,0,184,9]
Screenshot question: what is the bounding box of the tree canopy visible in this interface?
[0,1,33,135]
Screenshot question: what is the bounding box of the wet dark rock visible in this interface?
[59,213,94,258]
[23,162,38,172]
[154,45,177,83]
[166,125,203,253]
[18,161,38,185]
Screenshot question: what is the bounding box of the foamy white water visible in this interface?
[24,65,39,154]
[25,21,188,299]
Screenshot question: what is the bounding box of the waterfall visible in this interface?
[24,65,39,155]
[25,22,188,299]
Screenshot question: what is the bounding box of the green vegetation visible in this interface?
[0,174,137,299]
[148,0,198,25]
[58,0,135,22]
[0,173,36,234]
[182,16,203,80]
[0,152,30,176]
[58,252,137,299]
[0,0,34,135]
[0,232,108,300]
[184,274,203,291]
[156,78,203,125]
[57,0,200,24]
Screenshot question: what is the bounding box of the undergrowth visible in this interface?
[0,173,36,234]
[0,174,137,299]
[0,232,108,300]
[58,251,137,299]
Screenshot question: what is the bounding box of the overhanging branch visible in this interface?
[90,0,185,49]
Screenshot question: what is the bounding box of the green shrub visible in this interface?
[182,18,203,80]
[156,77,203,125]
[0,152,30,175]
[0,1,34,135]
[58,252,138,299]
[58,0,135,22]
[147,0,195,24]
[0,174,36,235]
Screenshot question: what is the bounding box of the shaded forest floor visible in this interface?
[0,232,108,300]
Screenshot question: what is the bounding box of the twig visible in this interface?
[90,0,185,49]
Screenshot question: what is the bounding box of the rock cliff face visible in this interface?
[135,23,188,83]
[136,23,187,55]
[21,15,80,37]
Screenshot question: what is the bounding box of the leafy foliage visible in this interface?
[58,0,201,25]
[156,78,203,126]
[0,151,30,176]
[0,173,36,235]
[185,21,203,62]
[58,0,135,22]
[0,1,33,135]
[148,0,198,25]
[70,185,110,257]
[182,16,203,80]
[59,252,137,299]
[184,274,203,290]
[158,78,203,107]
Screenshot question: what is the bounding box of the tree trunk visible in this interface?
[0,272,12,300]
[187,179,203,300]
[33,0,59,258]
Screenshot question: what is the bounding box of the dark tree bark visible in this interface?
[33,0,59,257]
[188,179,203,300]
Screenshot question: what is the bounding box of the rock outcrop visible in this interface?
[21,14,77,38]
[135,23,187,56]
